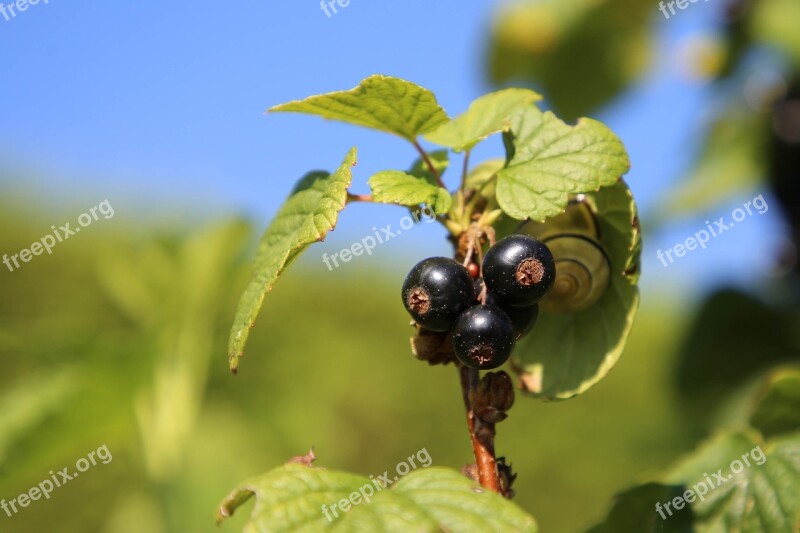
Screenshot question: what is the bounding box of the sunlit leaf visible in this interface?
[217,465,537,532]
[665,431,800,533]
[269,76,448,142]
[497,106,630,222]
[368,171,451,215]
[514,180,640,400]
[228,149,356,372]
[425,89,541,152]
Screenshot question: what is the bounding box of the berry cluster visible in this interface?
[402,235,556,370]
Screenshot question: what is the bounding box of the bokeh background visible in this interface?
[2,0,799,531]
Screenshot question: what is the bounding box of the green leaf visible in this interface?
[594,430,800,532]
[496,106,630,222]
[227,149,356,373]
[750,366,800,439]
[217,464,537,532]
[588,483,694,533]
[409,150,449,183]
[269,75,449,142]
[513,179,640,400]
[424,89,542,152]
[664,431,800,533]
[465,158,505,197]
[368,171,452,214]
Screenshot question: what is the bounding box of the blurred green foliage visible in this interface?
[487,0,655,120]
[0,198,697,532]
[4,0,800,530]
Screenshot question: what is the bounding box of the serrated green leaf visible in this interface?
[368,171,452,215]
[217,465,537,532]
[513,179,640,400]
[664,431,800,533]
[593,430,800,533]
[269,75,448,142]
[227,149,356,372]
[750,366,800,439]
[496,106,630,222]
[424,89,542,152]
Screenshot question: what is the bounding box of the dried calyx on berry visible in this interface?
[452,305,516,370]
[483,235,556,307]
[402,257,476,332]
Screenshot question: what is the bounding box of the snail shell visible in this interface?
[517,197,611,313]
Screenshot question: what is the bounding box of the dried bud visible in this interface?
[286,448,316,467]
[470,371,515,423]
[497,456,517,499]
[410,325,455,366]
[460,463,480,483]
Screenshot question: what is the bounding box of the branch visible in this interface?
[346,193,373,203]
[413,140,446,189]
[458,364,502,494]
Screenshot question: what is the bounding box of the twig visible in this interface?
[413,140,446,189]
[460,150,471,194]
[458,364,501,494]
[347,193,373,203]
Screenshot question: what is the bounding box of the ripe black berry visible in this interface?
[477,280,539,339]
[500,303,539,339]
[452,305,516,370]
[483,235,556,306]
[402,257,476,332]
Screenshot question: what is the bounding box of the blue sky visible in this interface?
[0,0,787,297]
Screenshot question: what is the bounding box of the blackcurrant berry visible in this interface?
[500,303,539,339]
[483,235,556,306]
[476,279,539,339]
[402,257,476,332]
[452,305,516,370]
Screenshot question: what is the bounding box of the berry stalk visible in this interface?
[458,363,504,495]
[455,230,505,496]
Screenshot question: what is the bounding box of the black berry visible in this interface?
[452,305,516,370]
[483,235,556,306]
[500,302,539,339]
[402,257,476,332]
[477,279,539,339]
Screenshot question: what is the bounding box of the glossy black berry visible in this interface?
[402,257,476,332]
[476,279,539,339]
[452,305,516,370]
[500,302,539,339]
[483,235,556,306]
